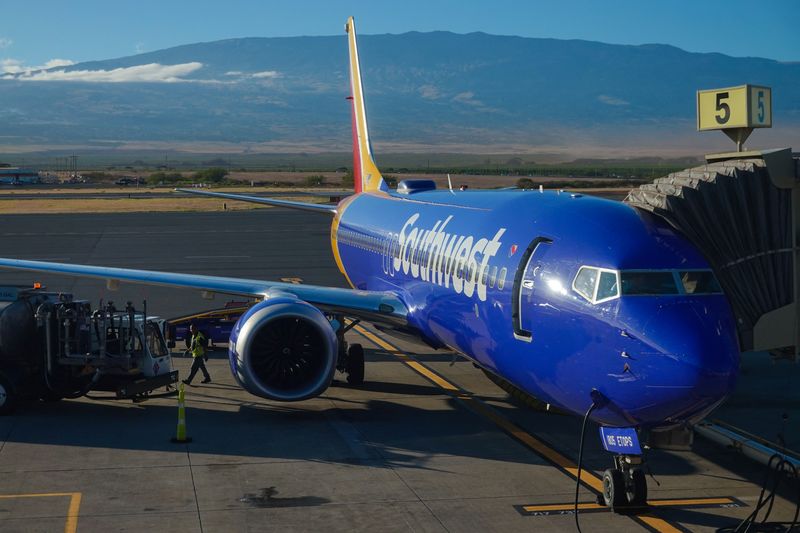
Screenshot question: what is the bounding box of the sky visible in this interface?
[0,0,798,72]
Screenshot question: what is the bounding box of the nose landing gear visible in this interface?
[601,455,648,511]
[597,426,648,512]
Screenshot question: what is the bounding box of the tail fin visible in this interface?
[345,16,387,193]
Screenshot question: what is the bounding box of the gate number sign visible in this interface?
[697,84,772,131]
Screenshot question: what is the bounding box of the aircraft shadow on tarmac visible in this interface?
[329,379,444,396]
[0,391,702,479]
[202,347,468,366]
[0,398,514,467]
[358,351,469,364]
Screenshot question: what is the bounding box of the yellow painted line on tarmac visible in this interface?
[637,514,684,533]
[65,493,82,533]
[524,501,606,512]
[650,497,735,508]
[522,496,736,513]
[0,492,81,533]
[353,323,686,533]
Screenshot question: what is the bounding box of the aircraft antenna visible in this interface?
[447,174,455,194]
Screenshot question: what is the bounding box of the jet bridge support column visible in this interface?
[793,165,800,361]
[707,148,799,360]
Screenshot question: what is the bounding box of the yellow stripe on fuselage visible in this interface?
[330,194,358,288]
[346,16,383,192]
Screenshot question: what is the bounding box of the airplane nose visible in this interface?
[617,297,740,427]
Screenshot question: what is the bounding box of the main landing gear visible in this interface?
[601,454,647,510]
[334,316,365,386]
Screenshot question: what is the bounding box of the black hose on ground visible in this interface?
[574,401,598,533]
[717,453,799,533]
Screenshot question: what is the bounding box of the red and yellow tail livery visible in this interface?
[345,16,387,193]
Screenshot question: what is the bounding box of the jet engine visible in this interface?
[228,297,338,401]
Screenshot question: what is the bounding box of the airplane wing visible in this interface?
[175,188,338,214]
[0,258,408,326]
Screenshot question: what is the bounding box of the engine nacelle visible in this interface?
[228,298,337,401]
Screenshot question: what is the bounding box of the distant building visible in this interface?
[0,168,40,184]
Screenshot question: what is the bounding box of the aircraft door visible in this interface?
[382,233,390,275]
[382,233,396,276]
[512,237,552,341]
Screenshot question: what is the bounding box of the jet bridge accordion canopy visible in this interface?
[624,152,799,352]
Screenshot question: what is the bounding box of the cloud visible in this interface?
[42,59,75,69]
[452,91,483,106]
[597,94,629,106]
[4,62,204,82]
[225,70,282,81]
[1,58,75,75]
[0,59,22,73]
[251,70,280,79]
[0,38,12,49]
[419,84,441,99]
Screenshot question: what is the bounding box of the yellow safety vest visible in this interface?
[191,332,206,358]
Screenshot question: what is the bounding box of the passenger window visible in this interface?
[480,266,489,286]
[489,266,498,288]
[497,268,507,290]
[596,271,619,302]
[680,270,722,294]
[573,267,598,301]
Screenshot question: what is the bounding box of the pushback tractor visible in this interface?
[0,284,178,414]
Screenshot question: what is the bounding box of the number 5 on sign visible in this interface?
[697,85,771,131]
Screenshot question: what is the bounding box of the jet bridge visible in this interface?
[625,147,799,358]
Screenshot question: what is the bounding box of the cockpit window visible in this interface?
[596,271,619,302]
[572,266,620,304]
[680,270,722,294]
[573,267,598,301]
[574,267,723,302]
[621,271,678,295]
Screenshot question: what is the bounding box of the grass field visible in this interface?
[0,186,341,196]
[0,198,270,214]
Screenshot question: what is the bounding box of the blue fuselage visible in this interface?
[333,188,739,429]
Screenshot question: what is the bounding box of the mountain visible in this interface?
[0,32,798,153]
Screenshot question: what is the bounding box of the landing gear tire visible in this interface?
[0,374,17,416]
[602,468,626,509]
[346,343,365,385]
[626,468,647,506]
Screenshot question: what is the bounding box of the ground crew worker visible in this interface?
[183,323,211,385]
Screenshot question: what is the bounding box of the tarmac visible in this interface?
[0,209,797,532]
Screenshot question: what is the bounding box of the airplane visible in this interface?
[0,17,738,509]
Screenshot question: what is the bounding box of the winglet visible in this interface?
[346,16,387,193]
